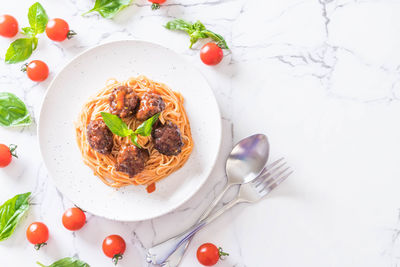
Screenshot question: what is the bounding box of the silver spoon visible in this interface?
[200,133,270,220]
[147,134,270,265]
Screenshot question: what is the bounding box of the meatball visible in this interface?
[86,119,113,154]
[109,86,139,118]
[116,145,149,177]
[152,121,183,156]
[136,93,165,120]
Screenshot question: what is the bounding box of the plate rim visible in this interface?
[37,39,222,221]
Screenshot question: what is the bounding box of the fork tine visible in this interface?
[266,157,285,169]
[256,166,290,191]
[258,169,292,197]
[258,157,285,177]
[254,161,287,187]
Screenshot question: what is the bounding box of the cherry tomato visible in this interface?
[0,144,17,167]
[62,207,86,231]
[26,222,49,250]
[45,18,76,42]
[197,243,229,266]
[148,0,166,10]
[23,60,49,82]
[200,43,223,66]
[102,235,126,265]
[0,15,18,38]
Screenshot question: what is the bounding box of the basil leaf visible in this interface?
[193,21,206,31]
[165,19,194,33]
[28,2,48,34]
[189,30,207,48]
[5,38,36,64]
[36,257,90,267]
[32,37,39,50]
[202,30,229,49]
[165,19,229,49]
[101,112,133,137]
[21,27,36,37]
[83,0,133,19]
[130,134,142,149]
[135,113,160,137]
[0,92,32,127]
[0,192,31,241]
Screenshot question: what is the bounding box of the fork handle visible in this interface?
[198,183,233,221]
[146,198,241,265]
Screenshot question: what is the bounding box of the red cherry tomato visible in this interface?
[46,18,75,42]
[62,207,86,231]
[0,15,18,38]
[24,60,49,82]
[26,222,49,250]
[102,235,126,265]
[0,144,17,167]
[200,43,223,66]
[197,243,229,266]
[148,0,166,10]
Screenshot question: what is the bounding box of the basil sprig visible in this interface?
[0,192,31,241]
[5,2,48,64]
[0,92,32,127]
[26,2,49,35]
[101,112,160,148]
[83,0,133,19]
[165,19,229,49]
[36,257,90,267]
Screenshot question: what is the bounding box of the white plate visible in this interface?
[38,40,221,221]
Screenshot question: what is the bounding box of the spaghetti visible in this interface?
[75,76,193,188]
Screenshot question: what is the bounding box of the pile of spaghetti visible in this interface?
[75,76,193,188]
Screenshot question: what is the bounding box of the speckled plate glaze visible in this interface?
[38,40,221,221]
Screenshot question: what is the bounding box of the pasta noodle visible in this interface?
[75,76,193,188]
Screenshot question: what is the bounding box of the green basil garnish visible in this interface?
[130,134,141,149]
[5,2,48,64]
[83,0,133,19]
[5,38,37,64]
[0,192,31,241]
[36,257,90,267]
[0,92,32,127]
[100,112,133,137]
[135,113,160,137]
[27,2,49,35]
[165,19,229,49]
[101,112,160,148]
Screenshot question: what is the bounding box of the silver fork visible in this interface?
[146,159,292,266]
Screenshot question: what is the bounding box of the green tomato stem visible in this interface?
[36,261,46,267]
[8,144,18,158]
[112,254,123,265]
[151,3,161,10]
[67,30,77,39]
[34,242,47,250]
[218,247,229,258]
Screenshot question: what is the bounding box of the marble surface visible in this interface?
[1,0,400,266]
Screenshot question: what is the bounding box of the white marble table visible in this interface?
[2,0,400,266]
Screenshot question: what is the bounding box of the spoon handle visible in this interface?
[198,183,232,221]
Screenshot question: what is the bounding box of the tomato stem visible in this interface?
[8,144,18,158]
[21,63,28,72]
[112,254,123,265]
[67,30,77,39]
[151,3,160,10]
[36,262,46,267]
[218,247,229,258]
[34,242,47,250]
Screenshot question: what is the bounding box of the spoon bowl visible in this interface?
[226,134,270,185]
